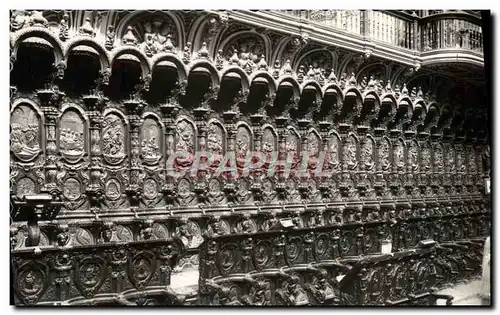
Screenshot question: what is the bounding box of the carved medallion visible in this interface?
[152,223,168,239]
[314,233,330,260]
[285,237,302,263]
[102,114,126,165]
[16,177,36,199]
[63,178,81,201]
[74,228,94,246]
[217,243,238,274]
[75,257,106,298]
[129,252,156,289]
[105,179,121,200]
[141,117,162,165]
[15,263,48,305]
[59,109,85,163]
[143,178,158,200]
[11,104,41,162]
[253,240,272,269]
[113,225,133,243]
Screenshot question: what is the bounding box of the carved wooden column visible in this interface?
[193,105,210,200]
[454,137,466,194]
[83,94,106,213]
[250,112,264,198]
[442,133,454,194]
[160,97,180,205]
[338,122,351,197]
[222,107,238,201]
[373,127,385,195]
[297,118,311,195]
[356,124,369,195]
[430,132,442,194]
[403,127,416,195]
[37,85,64,196]
[318,121,332,195]
[275,115,289,197]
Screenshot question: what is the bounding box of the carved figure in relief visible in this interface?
[328,136,340,170]
[207,123,224,169]
[174,120,195,171]
[19,270,43,296]
[11,105,40,161]
[434,145,443,170]
[208,179,225,204]
[262,129,275,169]
[286,131,300,169]
[59,110,85,161]
[10,10,30,31]
[422,146,431,170]
[102,114,126,163]
[395,144,404,169]
[141,118,161,164]
[105,25,115,50]
[16,177,36,199]
[363,139,374,170]
[63,178,81,201]
[236,127,250,170]
[409,145,418,171]
[379,140,390,170]
[307,132,320,171]
[345,137,357,169]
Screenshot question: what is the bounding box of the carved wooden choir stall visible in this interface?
[10,10,490,306]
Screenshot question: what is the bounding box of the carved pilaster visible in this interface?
[83,94,105,213]
[123,99,145,209]
[37,86,64,197]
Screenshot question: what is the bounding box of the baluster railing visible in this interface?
[277,10,482,54]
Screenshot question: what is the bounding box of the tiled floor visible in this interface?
[436,279,489,306]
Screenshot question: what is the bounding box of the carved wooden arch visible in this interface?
[217,30,272,64]
[207,118,227,153]
[381,93,398,109]
[270,36,293,66]
[220,66,251,93]
[363,91,381,112]
[187,13,226,56]
[300,80,324,104]
[276,75,301,101]
[110,46,152,79]
[322,83,344,100]
[64,37,111,71]
[342,87,363,114]
[294,48,337,73]
[249,71,278,94]
[397,96,414,112]
[188,59,221,87]
[115,10,186,50]
[357,62,390,82]
[10,27,64,65]
[151,53,188,81]
[235,121,254,150]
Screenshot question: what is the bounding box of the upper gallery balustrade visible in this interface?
[277,10,483,58]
